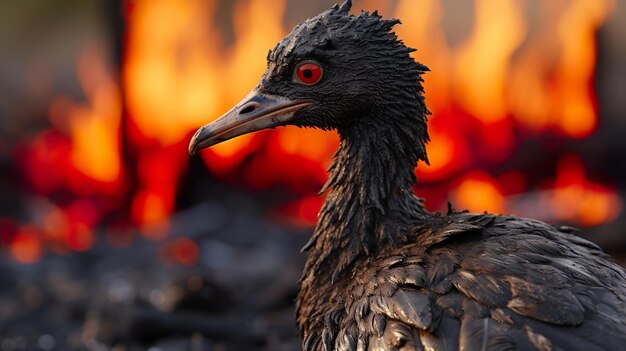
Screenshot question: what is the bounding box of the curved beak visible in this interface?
[188,89,312,155]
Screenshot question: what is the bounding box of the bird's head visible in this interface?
[189,0,429,157]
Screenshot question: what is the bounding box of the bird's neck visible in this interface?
[302,115,429,282]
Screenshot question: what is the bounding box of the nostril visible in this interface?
[240,104,257,114]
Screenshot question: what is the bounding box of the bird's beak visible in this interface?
[188,89,312,155]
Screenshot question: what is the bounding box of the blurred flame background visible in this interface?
[1,0,625,265]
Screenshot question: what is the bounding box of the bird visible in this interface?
[189,1,626,350]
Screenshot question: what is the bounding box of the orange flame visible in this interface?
[453,0,526,124]
[124,0,223,146]
[508,0,614,137]
[452,171,506,214]
[49,47,123,187]
[548,155,621,226]
[555,0,613,136]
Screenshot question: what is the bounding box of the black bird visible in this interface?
[189,1,626,350]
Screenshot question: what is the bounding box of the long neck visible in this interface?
[302,110,429,282]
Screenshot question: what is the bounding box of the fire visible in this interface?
[279,195,325,227]
[124,0,225,233]
[69,49,122,183]
[48,47,123,189]
[452,171,506,214]
[22,68,124,200]
[118,0,624,226]
[129,142,188,237]
[124,0,295,233]
[123,0,287,152]
[10,226,42,264]
[554,0,613,137]
[508,0,614,137]
[124,0,223,145]
[547,155,621,226]
[11,45,123,262]
[7,0,621,264]
[454,0,526,124]
[451,156,621,226]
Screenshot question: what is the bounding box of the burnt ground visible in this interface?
[0,195,308,351]
[1,191,625,351]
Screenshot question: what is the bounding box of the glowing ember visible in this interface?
[11,226,42,264]
[547,155,621,226]
[161,237,200,266]
[66,223,94,252]
[0,218,17,246]
[20,130,73,194]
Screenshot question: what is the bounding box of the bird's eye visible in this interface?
[294,62,323,85]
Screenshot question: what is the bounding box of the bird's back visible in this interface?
[298,212,626,351]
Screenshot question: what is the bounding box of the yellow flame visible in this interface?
[452,172,506,214]
[395,0,451,111]
[59,48,122,183]
[508,0,613,137]
[124,0,222,145]
[277,128,338,164]
[454,0,526,123]
[556,0,614,137]
[211,0,287,157]
[124,0,612,156]
[124,0,286,153]
[420,128,454,175]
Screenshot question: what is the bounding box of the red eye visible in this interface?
[295,62,323,85]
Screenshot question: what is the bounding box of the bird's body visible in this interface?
[189,1,626,349]
[299,211,626,350]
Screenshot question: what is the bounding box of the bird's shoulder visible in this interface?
[313,212,626,350]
